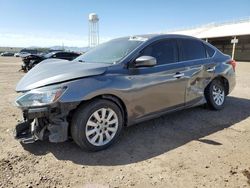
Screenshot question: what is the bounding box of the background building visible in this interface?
[168,18,250,61]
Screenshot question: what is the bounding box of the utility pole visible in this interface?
[231,36,238,59]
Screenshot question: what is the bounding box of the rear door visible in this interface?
[128,39,189,120]
[178,38,216,105]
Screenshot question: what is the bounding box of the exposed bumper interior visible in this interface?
[14,103,78,144]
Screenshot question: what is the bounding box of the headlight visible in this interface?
[15,86,67,108]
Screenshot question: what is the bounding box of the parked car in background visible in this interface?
[1,52,14,56]
[21,51,81,72]
[14,34,236,151]
[14,53,20,57]
[15,52,31,57]
[20,48,38,55]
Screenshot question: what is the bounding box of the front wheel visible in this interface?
[205,79,226,110]
[71,99,124,151]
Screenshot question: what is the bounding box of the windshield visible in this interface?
[75,37,145,64]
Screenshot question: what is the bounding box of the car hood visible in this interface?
[16,59,110,92]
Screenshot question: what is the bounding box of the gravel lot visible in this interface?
[0,57,250,188]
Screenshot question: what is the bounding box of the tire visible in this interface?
[71,99,124,151]
[205,79,226,110]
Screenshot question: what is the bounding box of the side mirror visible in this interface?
[135,56,157,67]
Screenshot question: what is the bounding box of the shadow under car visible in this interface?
[21,96,250,166]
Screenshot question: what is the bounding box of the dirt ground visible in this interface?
[0,57,250,188]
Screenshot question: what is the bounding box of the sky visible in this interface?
[0,0,249,47]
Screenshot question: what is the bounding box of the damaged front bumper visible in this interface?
[14,103,77,144]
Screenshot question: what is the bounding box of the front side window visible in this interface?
[180,39,206,61]
[141,39,178,65]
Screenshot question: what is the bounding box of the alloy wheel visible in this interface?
[212,85,225,106]
[85,108,119,146]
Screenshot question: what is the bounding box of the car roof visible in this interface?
[135,34,202,40]
[115,34,204,43]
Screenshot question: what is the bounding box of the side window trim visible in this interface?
[177,39,184,62]
[203,43,210,58]
[201,43,207,58]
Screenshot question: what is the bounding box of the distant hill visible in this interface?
[0,47,23,53]
[0,46,90,54]
[50,46,90,52]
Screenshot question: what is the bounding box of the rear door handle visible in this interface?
[173,72,184,79]
[206,67,215,72]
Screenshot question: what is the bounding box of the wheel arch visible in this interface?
[207,76,229,95]
[70,94,128,127]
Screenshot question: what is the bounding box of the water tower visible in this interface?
[88,13,99,47]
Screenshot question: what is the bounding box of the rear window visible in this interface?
[179,39,206,61]
[204,44,215,57]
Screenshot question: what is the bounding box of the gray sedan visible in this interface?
[14,34,236,151]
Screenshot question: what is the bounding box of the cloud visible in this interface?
[0,32,112,47]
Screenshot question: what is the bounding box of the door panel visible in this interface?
[127,38,189,121]
[128,64,188,120]
[183,59,216,104]
[177,38,216,105]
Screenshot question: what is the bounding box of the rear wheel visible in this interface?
[71,99,124,151]
[205,79,226,110]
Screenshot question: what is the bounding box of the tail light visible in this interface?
[227,59,236,72]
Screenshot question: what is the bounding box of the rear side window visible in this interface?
[66,53,78,60]
[179,39,206,61]
[141,39,178,65]
[52,53,59,58]
[204,44,215,57]
[55,52,65,58]
[56,52,71,59]
[69,53,79,58]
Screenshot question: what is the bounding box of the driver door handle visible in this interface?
[173,72,184,79]
[207,67,215,72]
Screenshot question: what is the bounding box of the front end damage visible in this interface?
[14,103,78,144]
[14,58,110,145]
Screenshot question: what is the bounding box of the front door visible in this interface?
[128,39,188,120]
